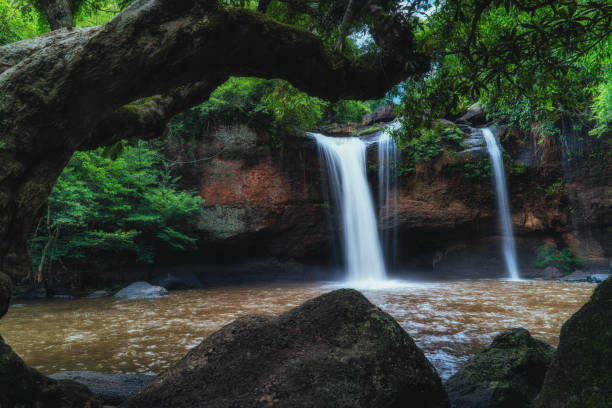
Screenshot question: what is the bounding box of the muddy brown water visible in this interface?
[0,280,595,380]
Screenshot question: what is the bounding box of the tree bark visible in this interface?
[39,0,75,30]
[0,0,429,317]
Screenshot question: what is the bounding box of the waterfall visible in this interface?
[312,133,386,283]
[481,128,520,280]
[377,124,400,269]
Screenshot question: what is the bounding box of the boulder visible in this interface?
[25,287,47,299]
[113,281,168,299]
[457,104,486,126]
[586,273,610,283]
[445,328,554,408]
[124,289,450,408]
[542,266,564,280]
[0,335,102,407]
[152,272,202,290]
[558,270,590,282]
[533,276,612,407]
[87,290,112,298]
[50,371,155,405]
[361,104,396,126]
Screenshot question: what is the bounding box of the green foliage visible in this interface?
[463,159,492,179]
[590,64,612,137]
[531,245,584,273]
[324,100,372,124]
[544,178,564,197]
[0,0,48,44]
[73,0,133,27]
[29,141,204,273]
[395,0,611,147]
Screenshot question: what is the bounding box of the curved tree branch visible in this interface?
[0,0,428,314]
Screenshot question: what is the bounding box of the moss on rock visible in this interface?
[445,327,554,408]
[124,289,450,408]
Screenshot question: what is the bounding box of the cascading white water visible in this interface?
[481,128,521,280]
[377,124,400,269]
[312,133,386,282]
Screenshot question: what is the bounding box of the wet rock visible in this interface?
[87,290,112,298]
[49,371,155,405]
[52,294,75,299]
[586,273,610,283]
[25,287,47,299]
[113,281,168,299]
[0,335,102,407]
[445,328,554,408]
[558,270,590,282]
[124,289,450,408]
[542,266,564,280]
[457,104,486,126]
[361,104,396,126]
[0,272,12,317]
[533,276,612,408]
[152,272,202,290]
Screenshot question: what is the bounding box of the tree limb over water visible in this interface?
[0,0,429,315]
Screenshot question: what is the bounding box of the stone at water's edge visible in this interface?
[113,281,168,299]
[0,335,102,407]
[123,289,450,408]
[50,371,155,405]
[445,328,554,408]
[533,276,612,408]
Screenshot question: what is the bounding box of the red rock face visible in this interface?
[201,160,300,207]
[170,121,612,275]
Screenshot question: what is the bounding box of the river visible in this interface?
[0,280,594,380]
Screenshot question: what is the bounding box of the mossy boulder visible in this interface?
[445,328,554,408]
[124,289,449,408]
[0,335,102,407]
[533,276,612,408]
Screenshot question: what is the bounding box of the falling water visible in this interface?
[312,133,386,282]
[378,124,400,269]
[481,128,520,280]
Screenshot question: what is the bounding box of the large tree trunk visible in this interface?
[0,0,428,318]
[39,0,75,30]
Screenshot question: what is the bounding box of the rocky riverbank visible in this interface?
[13,277,607,407]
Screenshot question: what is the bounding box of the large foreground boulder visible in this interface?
[124,289,449,408]
[445,328,554,408]
[114,281,168,299]
[0,335,102,407]
[533,276,612,407]
[50,371,155,405]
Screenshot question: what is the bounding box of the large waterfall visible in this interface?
[481,128,521,280]
[312,133,387,282]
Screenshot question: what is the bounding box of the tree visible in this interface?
[29,142,204,286]
[0,0,430,317]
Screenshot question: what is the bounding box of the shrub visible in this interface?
[531,245,584,274]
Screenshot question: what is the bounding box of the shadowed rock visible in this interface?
[0,335,102,407]
[123,289,449,408]
[114,281,168,299]
[445,328,554,408]
[533,276,612,408]
[50,371,155,405]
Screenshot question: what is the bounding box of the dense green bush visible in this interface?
[28,141,204,283]
[531,245,584,274]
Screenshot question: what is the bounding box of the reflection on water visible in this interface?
[0,280,594,380]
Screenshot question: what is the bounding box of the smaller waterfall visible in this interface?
[377,123,400,269]
[312,133,386,283]
[481,128,520,280]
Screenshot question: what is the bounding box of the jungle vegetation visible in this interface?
[0,0,610,283]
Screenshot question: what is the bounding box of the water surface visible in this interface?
[0,280,594,380]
